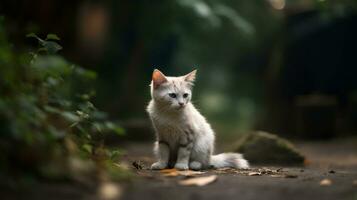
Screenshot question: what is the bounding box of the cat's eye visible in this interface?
[169,93,177,98]
[183,93,189,98]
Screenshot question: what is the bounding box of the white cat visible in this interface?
[147,69,249,170]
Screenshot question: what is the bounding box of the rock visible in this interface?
[233,131,305,165]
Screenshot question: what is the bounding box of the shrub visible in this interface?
[0,18,124,181]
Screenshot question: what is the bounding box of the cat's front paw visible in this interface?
[151,161,167,170]
[174,163,189,170]
[189,161,202,170]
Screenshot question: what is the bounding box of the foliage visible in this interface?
[0,19,124,181]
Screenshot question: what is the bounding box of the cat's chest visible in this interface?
[154,119,189,133]
[153,117,193,140]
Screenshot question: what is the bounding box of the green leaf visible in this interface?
[80,94,90,100]
[109,149,122,161]
[46,34,60,41]
[76,110,90,119]
[60,111,80,123]
[92,122,102,133]
[38,47,47,52]
[113,126,125,135]
[31,55,71,77]
[76,124,87,135]
[104,122,125,135]
[40,40,63,54]
[74,67,97,80]
[70,121,79,128]
[26,33,38,39]
[82,144,93,154]
[44,105,61,114]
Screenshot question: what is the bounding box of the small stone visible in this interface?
[320,178,332,186]
[233,131,305,165]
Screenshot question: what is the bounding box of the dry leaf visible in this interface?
[160,168,178,173]
[178,170,206,176]
[248,172,262,176]
[160,168,179,177]
[179,175,217,186]
[216,167,231,171]
[163,171,180,177]
[160,169,206,177]
[320,178,332,186]
[132,161,144,170]
[270,175,285,178]
[276,168,283,172]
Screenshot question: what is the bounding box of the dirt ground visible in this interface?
[119,139,357,200]
[3,138,357,200]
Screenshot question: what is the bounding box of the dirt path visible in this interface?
[122,168,357,200]
[3,139,357,200]
[119,140,357,200]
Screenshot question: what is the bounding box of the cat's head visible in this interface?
[150,69,196,110]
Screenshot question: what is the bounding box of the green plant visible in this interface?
[0,20,124,181]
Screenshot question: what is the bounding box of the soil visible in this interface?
[2,138,357,200]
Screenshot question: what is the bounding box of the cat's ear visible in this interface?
[184,69,197,83]
[152,69,167,88]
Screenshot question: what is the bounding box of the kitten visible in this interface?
[146,69,249,170]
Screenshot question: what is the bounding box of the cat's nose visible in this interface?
[179,102,184,106]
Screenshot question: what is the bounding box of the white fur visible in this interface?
[147,69,249,170]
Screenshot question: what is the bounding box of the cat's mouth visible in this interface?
[176,105,185,110]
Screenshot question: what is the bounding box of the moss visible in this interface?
[234,131,305,165]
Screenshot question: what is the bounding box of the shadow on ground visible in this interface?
[2,138,357,200]
[119,138,357,200]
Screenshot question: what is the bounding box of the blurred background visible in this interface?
[1,0,357,199]
[1,0,357,140]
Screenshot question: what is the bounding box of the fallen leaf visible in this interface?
[271,175,285,178]
[163,171,180,177]
[248,172,262,176]
[160,168,179,177]
[161,169,206,177]
[132,161,144,170]
[276,168,283,172]
[178,170,206,176]
[179,175,217,186]
[160,168,178,173]
[216,167,232,171]
[320,178,332,186]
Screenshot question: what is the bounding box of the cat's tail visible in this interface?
[210,153,249,169]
